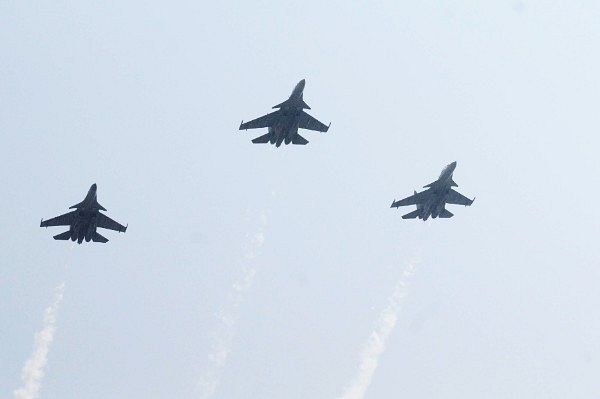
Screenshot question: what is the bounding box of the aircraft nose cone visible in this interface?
[449,161,457,170]
[91,183,97,191]
[298,79,306,89]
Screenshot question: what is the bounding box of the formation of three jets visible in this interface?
[40,81,474,243]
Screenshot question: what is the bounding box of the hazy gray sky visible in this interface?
[2,1,599,398]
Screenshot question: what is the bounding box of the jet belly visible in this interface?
[431,203,443,218]
[271,124,284,147]
[284,120,299,144]
[74,219,85,243]
[268,126,276,144]
[85,226,93,242]
[71,218,82,241]
[422,205,433,220]
[272,114,298,146]
[85,217,98,242]
[71,211,91,243]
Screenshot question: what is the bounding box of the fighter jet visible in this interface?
[391,162,474,220]
[40,184,127,244]
[239,79,331,146]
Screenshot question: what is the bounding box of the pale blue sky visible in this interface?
[1,1,599,398]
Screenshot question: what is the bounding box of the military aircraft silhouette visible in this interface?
[239,79,330,146]
[391,162,474,220]
[40,184,127,243]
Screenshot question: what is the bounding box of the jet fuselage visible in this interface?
[268,80,306,146]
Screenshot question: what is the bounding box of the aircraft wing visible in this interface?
[391,190,430,207]
[239,111,281,130]
[40,211,76,227]
[445,189,474,206]
[298,111,329,132]
[96,213,127,233]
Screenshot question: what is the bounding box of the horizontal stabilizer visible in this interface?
[53,231,72,240]
[251,133,271,144]
[291,134,308,145]
[439,209,454,218]
[92,232,109,243]
[402,209,422,219]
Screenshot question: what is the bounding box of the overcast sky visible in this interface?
[2,1,600,398]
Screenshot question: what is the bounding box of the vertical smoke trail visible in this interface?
[13,282,66,399]
[197,208,269,399]
[338,258,417,399]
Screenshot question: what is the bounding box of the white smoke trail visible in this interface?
[197,208,269,399]
[13,282,66,399]
[337,258,418,399]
